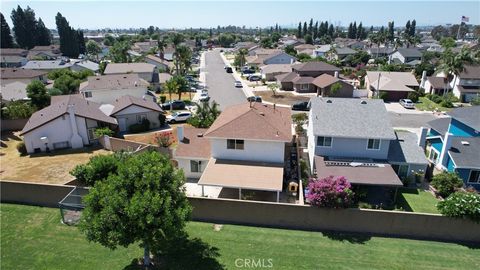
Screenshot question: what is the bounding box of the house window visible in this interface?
[428,148,440,164]
[190,160,204,173]
[136,114,147,123]
[468,170,480,183]
[301,84,309,90]
[367,139,380,150]
[316,136,332,147]
[84,91,92,98]
[87,128,96,141]
[393,164,409,178]
[227,139,244,150]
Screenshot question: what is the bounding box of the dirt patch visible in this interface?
[0,132,109,184]
[254,91,310,106]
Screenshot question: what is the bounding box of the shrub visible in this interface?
[158,113,167,127]
[16,141,27,155]
[129,123,147,133]
[470,96,480,106]
[437,192,480,222]
[431,172,463,198]
[70,154,121,186]
[141,118,150,130]
[429,94,443,104]
[379,91,389,101]
[94,127,114,137]
[160,96,167,103]
[407,91,420,103]
[156,134,171,148]
[306,176,354,208]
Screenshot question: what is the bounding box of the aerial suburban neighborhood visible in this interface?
[1,1,480,269]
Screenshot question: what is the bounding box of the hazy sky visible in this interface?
[1,0,479,29]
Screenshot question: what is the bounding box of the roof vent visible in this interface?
[461,141,470,145]
[361,100,367,104]
[123,76,127,79]
[326,99,332,103]
[259,112,265,116]
[95,78,100,80]
[197,133,203,137]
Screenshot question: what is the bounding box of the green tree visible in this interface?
[53,74,80,94]
[170,32,185,75]
[172,75,189,100]
[26,80,50,109]
[217,33,235,47]
[438,47,475,97]
[175,45,192,75]
[55,12,79,58]
[35,18,51,46]
[108,40,131,63]
[304,34,313,45]
[70,153,122,186]
[329,82,342,96]
[303,22,308,37]
[267,83,279,97]
[284,44,296,56]
[47,88,63,96]
[79,151,191,267]
[1,100,35,119]
[77,30,86,55]
[11,5,37,49]
[1,12,14,48]
[93,127,114,138]
[439,37,456,49]
[431,172,463,198]
[297,22,302,38]
[234,48,248,68]
[437,192,480,222]
[187,101,221,128]
[164,77,178,110]
[86,40,101,61]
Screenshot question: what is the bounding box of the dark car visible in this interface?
[242,68,255,74]
[248,75,261,82]
[161,100,186,110]
[226,67,233,73]
[291,101,310,111]
[247,96,262,103]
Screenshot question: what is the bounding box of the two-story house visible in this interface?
[425,106,480,189]
[451,65,480,103]
[192,103,293,202]
[307,97,428,191]
[388,48,422,66]
[79,74,152,105]
[104,63,159,84]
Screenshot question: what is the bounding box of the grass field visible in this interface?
[395,188,440,214]
[2,203,478,270]
[415,97,452,112]
[0,132,109,184]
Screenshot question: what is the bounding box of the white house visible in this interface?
[109,95,164,132]
[79,74,152,105]
[450,65,480,103]
[174,126,211,179]
[197,103,293,202]
[20,95,117,154]
[103,62,158,83]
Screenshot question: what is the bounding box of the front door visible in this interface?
[118,118,127,132]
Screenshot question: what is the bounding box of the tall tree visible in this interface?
[387,21,395,42]
[328,24,334,38]
[313,21,319,39]
[11,5,37,49]
[170,32,185,74]
[55,12,80,58]
[405,20,411,38]
[357,22,365,40]
[1,12,14,48]
[86,40,101,61]
[352,22,357,39]
[438,47,475,97]
[77,30,86,54]
[297,22,302,38]
[79,151,192,267]
[308,18,313,36]
[303,22,308,37]
[35,18,51,46]
[347,23,353,39]
[410,19,416,37]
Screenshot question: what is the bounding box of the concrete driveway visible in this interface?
[384,102,427,114]
[204,50,247,110]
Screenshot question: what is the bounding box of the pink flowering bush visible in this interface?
[306,176,354,208]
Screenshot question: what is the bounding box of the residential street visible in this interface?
[204,50,246,110]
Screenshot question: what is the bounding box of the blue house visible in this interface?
[425,106,480,189]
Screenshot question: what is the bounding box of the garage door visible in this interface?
[463,93,479,103]
[53,141,70,150]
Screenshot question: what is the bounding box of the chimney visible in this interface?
[273,103,276,111]
[67,105,84,149]
[438,132,453,170]
[177,125,184,142]
[418,127,428,149]
[334,71,339,78]
[420,70,427,89]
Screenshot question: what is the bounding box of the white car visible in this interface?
[399,99,415,109]
[166,111,192,123]
[234,81,242,88]
[199,92,210,102]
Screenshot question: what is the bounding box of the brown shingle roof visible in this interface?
[292,76,315,84]
[104,63,156,74]
[0,68,47,79]
[292,61,341,72]
[427,76,448,89]
[81,74,149,90]
[459,65,480,79]
[277,71,299,82]
[312,74,340,88]
[0,48,28,56]
[110,95,163,115]
[175,127,210,159]
[204,103,292,142]
[21,95,117,135]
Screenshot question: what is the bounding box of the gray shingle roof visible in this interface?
[448,137,480,169]
[0,68,47,79]
[388,131,428,165]
[447,106,480,131]
[110,95,163,115]
[22,60,72,70]
[292,61,341,72]
[426,118,451,136]
[104,63,156,74]
[394,48,422,58]
[309,97,396,140]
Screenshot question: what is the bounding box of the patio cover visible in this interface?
[198,158,284,191]
[314,156,403,187]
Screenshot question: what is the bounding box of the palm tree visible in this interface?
[189,101,221,128]
[236,48,248,68]
[164,77,178,111]
[170,33,185,75]
[172,75,189,101]
[438,47,475,97]
[176,45,192,75]
[394,38,403,50]
[157,37,167,59]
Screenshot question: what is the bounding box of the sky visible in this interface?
[1,0,479,30]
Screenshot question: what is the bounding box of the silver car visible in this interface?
[399,99,415,109]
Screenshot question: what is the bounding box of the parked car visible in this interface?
[248,75,261,82]
[247,96,262,103]
[166,111,192,124]
[241,66,255,74]
[292,101,310,111]
[199,93,210,102]
[161,100,186,110]
[225,67,233,73]
[399,99,415,109]
[234,81,243,88]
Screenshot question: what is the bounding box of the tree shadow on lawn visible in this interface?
[123,237,225,270]
[322,231,372,244]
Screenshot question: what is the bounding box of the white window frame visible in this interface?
[227,139,244,150]
[84,91,92,98]
[300,83,309,90]
[467,170,480,184]
[136,114,147,123]
[427,147,440,164]
[316,136,332,148]
[366,139,381,150]
[190,160,204,173]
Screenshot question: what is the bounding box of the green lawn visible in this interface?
[415,97,452,112]
[2,203,479,270]
[395,188,440,214]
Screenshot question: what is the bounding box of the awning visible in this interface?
[314,156,403,187]
[198,158,284,191]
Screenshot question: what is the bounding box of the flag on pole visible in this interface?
[461,16,470,23]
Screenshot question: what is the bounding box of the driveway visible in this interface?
[204,50,246,110]
[384,102,429,114]
[388,112,437,128]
